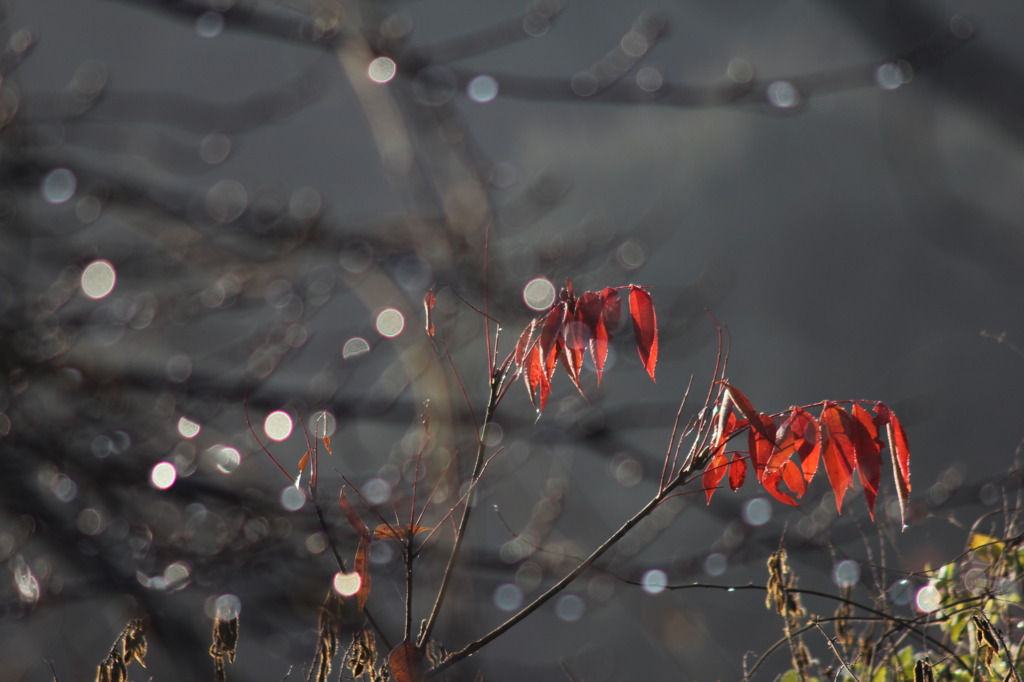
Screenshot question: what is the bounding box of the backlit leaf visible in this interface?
[748,414,775,481]
[819,404,856,513]
[761,468,799,506]
[703,448,729,504]
[373,524,432,541]
[850,404,881,520]
[723,383,775,447]
[628,285,658,381]
[876,403,911,527]
[728,452,746,491]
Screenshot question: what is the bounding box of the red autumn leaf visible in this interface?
[423,289,436,337]
[577,289,619,384]
[876,403,911,527]
[748,414,776,481]
[722,383,776,447]
[373,524,433,541]
[599,286,621,331]
[703,447,730,504]
[770,407,819,484]
[780,459,807,499]
[728,452,747,491]
[592,316,610,384]
[819,404,857,513]
[850,404,882,520]
[388,641,424,682]
[761,467,799,506]
[523,344,550,411]
[559,316,586,397]
[628,285,658,381]
[354,535,371,612]
[297,448,310,473]
[513,318,536,370]
[322,436,332,454]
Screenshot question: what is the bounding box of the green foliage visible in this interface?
[770,514,1024,681]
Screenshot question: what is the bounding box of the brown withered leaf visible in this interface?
[373,524,432,541]
[388,641,424,682]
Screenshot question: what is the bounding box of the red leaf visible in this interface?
[388,641,424,682]
[539,305,564,373]
[628,285,658,381]
[559,316,587,397]
[819,404,856,513]
[722,383,776,447]
[322,436,332,454]
[600,287,621,331]
[513,319,537,370]
[728,452,747,491]
[780,460,807,499]
[748,414,776,481]
[876,403,911,527]
[771,407,819,484]
[761,468,799,506]
[523,345,550,412]
[850,404,882,520]
[354,535,371,612]
[592,316,609,384]
[578,289,619,384]
[423,290,436,337]
[297,448,310,473]
[703,448,729,504]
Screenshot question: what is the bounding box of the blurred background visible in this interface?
[2,0,1023,679]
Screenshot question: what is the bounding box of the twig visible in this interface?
[418,367,506,648]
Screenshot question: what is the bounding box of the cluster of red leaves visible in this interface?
[512,281,658,411]
[703,384,912,525]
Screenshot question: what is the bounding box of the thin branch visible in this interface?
[417,367,505,648]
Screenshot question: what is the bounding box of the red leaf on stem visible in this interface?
[850,403,882,520]
[728,452,747,491]
[748,413,776,481]
[703,448,729,504]
[875,403,911,527]
[628,285,658,381]
[819,403,856,513]
[722,383,776,447]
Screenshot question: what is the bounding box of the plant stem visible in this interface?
[428,466,695,675]
[417,370,503,649]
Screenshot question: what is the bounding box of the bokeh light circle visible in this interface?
[368,57,396,84]
[264,410,293,441]
[81,260,116,299]
[523,277,555,311]
[375,308,405,337]
[333,571,362,597]
[150,462,177,490]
